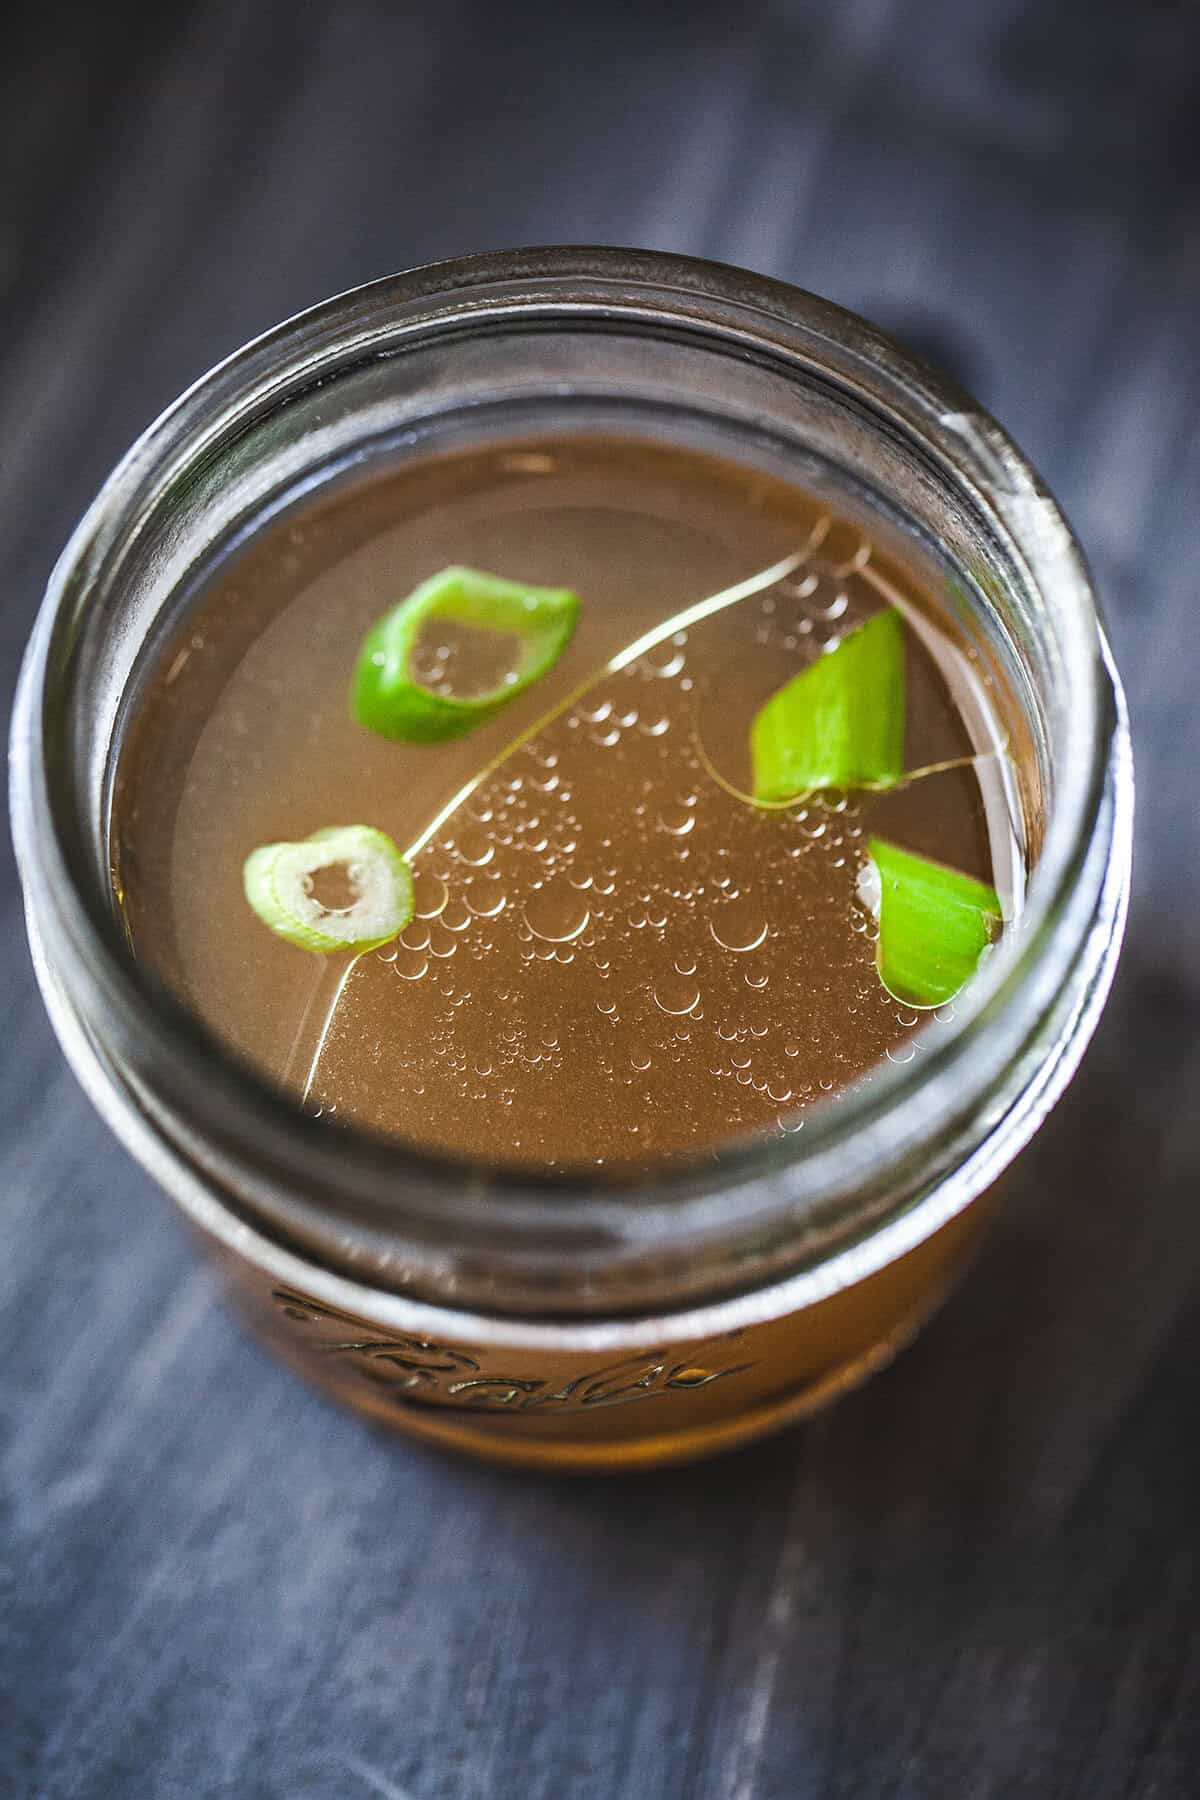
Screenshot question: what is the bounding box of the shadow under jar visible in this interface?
[10,250,1131,1472]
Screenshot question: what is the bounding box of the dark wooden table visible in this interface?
[3,3,1198,1794]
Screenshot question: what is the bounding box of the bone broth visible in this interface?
[111,435,1024,1172]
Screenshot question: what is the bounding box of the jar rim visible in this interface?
[9,247,1130,1315]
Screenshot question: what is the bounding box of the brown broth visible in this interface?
[112,435,1024,1172]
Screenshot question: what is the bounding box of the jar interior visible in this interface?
[99,387,1041,1170]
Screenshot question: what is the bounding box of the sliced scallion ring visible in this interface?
[243,825,414,953]
[351,564,580,742]
[860,836,1002,1008]
[750,608,905,801]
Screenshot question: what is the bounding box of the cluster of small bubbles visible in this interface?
[329,530,978,1160]
[411,640,450,686]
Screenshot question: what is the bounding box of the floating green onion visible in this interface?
[351,565,580,742]
[750,608,905,801]
[861,836,1002,1009]
[243,825,413,953]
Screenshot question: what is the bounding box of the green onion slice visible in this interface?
[750,608,905,801]
[243,825,414,953]
[351,565,580,742]
[861,836,1002,1008]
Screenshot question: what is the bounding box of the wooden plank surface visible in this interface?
[2,3,1198,1794]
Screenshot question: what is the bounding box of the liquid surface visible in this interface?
[113,436,1024,1172]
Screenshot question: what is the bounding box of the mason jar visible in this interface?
[9,249,1132,1471]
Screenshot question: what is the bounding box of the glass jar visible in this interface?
[9,249,1132,1471]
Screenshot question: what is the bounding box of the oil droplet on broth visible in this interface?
[465,873,507,917]
[652,971,702,1016]
[658,801,696,836]
[709,897,768,954]
[523,884,590,943]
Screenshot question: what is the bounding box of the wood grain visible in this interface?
[2,2,1198,1794]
